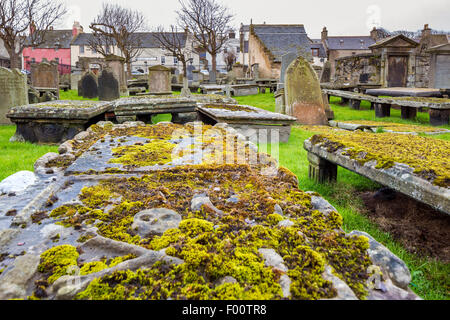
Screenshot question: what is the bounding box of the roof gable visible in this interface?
[369,34,419,49]
[251,24,311,61]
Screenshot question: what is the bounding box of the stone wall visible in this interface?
[334,53,381,84]
[248,31,281,79]
[0,67,28,124]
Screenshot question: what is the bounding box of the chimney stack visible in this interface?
[370,27,379,41]
[321,27,328,42]
[421,24,431,39]
[72,21,83,37]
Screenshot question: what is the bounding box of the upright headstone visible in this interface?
[81,72,98,99]
[320,61,331,83]
[187,65,195,81]
[30,60,59,98]
[278,52,298,89]
[0,68,28,124]
[251,63,260,80]
[98,69,120,101]
[284,56,329,125]
[71,69,83,91]
[148,65,171,93]
[105,55,128,96]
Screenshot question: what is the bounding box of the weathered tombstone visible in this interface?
[278,52,298,89]
[320,61,332,83]
[105,55,128,96]
[251,63,260,80]
[0,67,28,124]
[77,79,83,97]
[81,72,98,99]
[148,65,171,93]
[98,69,120,101]
[180,77,191,97]
[70,69,83,91]
[284,56,329,125]
[30,60,59,98]
[187,65,195,81]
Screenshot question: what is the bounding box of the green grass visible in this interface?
[0,90,448,299]
[0,126,58,181]
[236,92,450,300]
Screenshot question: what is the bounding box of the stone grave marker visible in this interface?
[278,52,297,89]
[148,65,171,93]
[30,60,59,98]
[81,72,99,99]
[0,67,28,124]
[98,69,120,101]
[320,61,331,83]
[105,54,128,96]
[284,56,329,125]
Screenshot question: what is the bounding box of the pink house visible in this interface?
[22,23,83,74]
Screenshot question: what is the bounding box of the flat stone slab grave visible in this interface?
[112,95,238,124]
[0,121,420,300]
[196,103,297,143]
[323,89,450,126]
[304,137,450,214]
[6,100,114,144]
[329,120,450,135]
[365,87,444,97]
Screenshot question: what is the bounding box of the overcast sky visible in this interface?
[60,0,450,38]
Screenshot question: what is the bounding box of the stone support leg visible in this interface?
[307,152,337,183]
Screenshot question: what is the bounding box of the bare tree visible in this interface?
[177,0,233,83]
[153,25,193,78]
[89,3,147,78]
[0,0,66,69]
[223,48,236,71]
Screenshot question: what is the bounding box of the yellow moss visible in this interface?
[38,245,79,284]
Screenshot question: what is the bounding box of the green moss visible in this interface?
[38,245,79,284]
[109,139,176,167]
[79,261,108,275]
[311,131,450,188]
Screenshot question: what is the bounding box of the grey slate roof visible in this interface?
[71,32,187,48]
[27,30,74,49]
[325,36,375,50]
[252,25,312,62]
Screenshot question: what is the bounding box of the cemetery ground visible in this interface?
[0,90,448,300]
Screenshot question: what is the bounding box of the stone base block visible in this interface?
[401,106,417,120]
[350,99,361,110]
[374,103,391,118]
[307,152,337,183]
[429,109,450,126]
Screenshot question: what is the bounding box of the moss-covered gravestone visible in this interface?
[284,56,328,125]
[98,69,120,101]
[0,67,28,124]
[81,72,98,99]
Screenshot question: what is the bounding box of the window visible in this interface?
[311,48,319,57]
[161,56,165,65]
[237,46,240,53]
[31,58,36,63]
[80,45,85,54]
[106,46,110,54]
[174,56,178,64]
[55,58,59,64]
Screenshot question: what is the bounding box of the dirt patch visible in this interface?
[359,188,450,262]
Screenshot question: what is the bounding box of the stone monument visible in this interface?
[320,61,331,83]
[278,52,297,89]
[98,69,120,101]
[0,67,28,124]
[80,72,99,99]
[30,59,59,98]
[105,54,128,96]
[284,56,329,125]
[148,65,171,93]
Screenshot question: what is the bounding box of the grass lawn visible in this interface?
[0,90,448,299]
